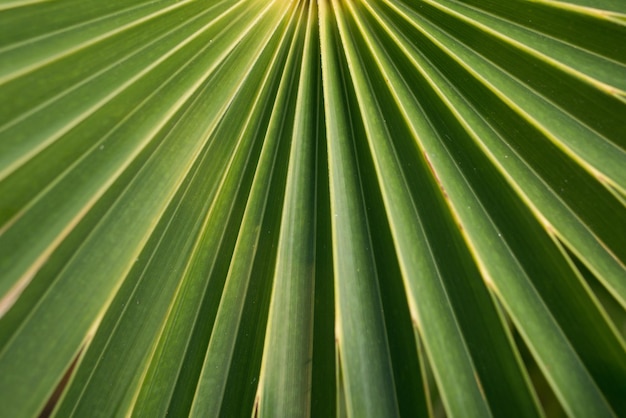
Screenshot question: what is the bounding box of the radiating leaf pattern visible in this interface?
[0,0,625,416]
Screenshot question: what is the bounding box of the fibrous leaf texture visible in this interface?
[0,0,625,417]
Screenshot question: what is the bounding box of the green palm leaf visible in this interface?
[0,0,625,416]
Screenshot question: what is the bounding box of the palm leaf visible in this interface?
[0,0,625,416]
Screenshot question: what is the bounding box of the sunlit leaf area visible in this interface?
[1,0,625,416]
